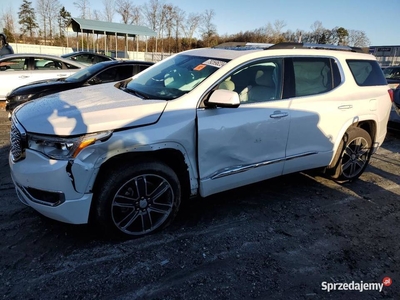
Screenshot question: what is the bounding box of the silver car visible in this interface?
[0,53,86,100]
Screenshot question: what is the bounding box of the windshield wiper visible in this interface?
[121,87,150,99]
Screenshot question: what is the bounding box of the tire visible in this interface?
[92,160,181,238]
[327,127,372,182]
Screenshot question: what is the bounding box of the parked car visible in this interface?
[388,89,400,131]
[0,53,86,101]
[5,60,154,118]
[9,42,392,238]
[61,51,115,65]
[381,66,400,129]
[382,66,400,89]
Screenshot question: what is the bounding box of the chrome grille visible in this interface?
[10,120,26,162]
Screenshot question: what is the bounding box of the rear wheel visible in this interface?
[93,161,181,238]
[327,127,372,182]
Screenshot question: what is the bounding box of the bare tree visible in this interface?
[116,0,132,24]
[74,0,91,19]
[173,6,184,52]
[347,29,370,47]
[142,0,165,52]
[47,0,62,43]
[92,10,101,20]
[36,0,48,44]
[102,0,115,22]
[0,6,16,42]
[130,6,142,25]
[182,12,200,42]
[200,9,217,47]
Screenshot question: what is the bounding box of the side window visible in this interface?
[34,58,62,70]
[115,65,134,81]
[293,57,332,97]
[347,60,387,86]
[0,58,26,71]
[96,67,118,83]
[218,59,283,104]
[64,62,80,69]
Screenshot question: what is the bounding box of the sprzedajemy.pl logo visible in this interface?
[321,277,392,293]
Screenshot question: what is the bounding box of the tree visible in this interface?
[73,0,91,19]
[182,12,201,45]
[102,0,115,22]
[201,9,217,47]
[18,0,38,39]
[347,29,370,47]
[335,26,349,45]
[1,6,16,42]
[58,6,71,40]
[142,0,165,52]
[47,0,62,43]
[116,0,133,24]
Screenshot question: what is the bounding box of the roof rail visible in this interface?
[213,42,273,50]
[268,42,363,53]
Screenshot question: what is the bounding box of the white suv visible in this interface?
[9,43,393,238]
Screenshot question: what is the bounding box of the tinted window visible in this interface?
[293,57,333,97]
[382,66,400,79]
[347,60,387,86]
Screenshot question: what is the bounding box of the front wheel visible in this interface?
[326,127,372,182]
[92,161,181,238]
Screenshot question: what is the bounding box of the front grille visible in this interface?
[10,120,26,162]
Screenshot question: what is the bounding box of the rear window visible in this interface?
[347,60,387,86]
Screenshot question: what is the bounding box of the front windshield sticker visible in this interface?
[193,64,206,71]
[202,59,227,68]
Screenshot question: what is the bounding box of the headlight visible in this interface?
[11,94,35,103]
[28,131,112,160]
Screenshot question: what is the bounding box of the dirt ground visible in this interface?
[1,108,400,300]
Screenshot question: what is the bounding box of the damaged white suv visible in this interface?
[9,43,392,238]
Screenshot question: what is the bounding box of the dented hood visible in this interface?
[14,83,167,136]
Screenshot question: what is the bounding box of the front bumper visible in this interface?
[9,150,94,224]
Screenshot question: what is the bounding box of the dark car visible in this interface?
[382,66,400,89]
[61,51,115,65]
[5,60,153,117]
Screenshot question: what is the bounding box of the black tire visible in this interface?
[92,161,181,238]
[326,127,372,182]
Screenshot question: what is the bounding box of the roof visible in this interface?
[67,18,156,38]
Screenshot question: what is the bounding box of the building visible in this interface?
[369,46,400,67]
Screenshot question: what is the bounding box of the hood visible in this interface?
[15,83,167,136]
[9,80,70,97]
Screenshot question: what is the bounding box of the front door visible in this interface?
[196,58,291,197]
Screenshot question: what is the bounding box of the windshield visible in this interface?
[65,63,106,83]
[383,67,400,79]
[124,54,229,100]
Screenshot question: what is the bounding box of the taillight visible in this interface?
[388,89,394,102]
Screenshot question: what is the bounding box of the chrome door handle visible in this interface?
[338,105,353,110]
[270,111,288,118]
[57,74,67,77]
[18,75,29,79]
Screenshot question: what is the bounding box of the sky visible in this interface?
[0,0,398,46]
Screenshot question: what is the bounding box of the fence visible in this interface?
[8,43,171,62]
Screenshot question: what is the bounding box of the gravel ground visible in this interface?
[1,109,400,300]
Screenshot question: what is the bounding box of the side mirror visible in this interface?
[88,77,102,85]
[206,89,240,108]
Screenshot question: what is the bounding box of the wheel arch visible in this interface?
[328,119,376,170]
[330,119,377,164]
[92,148,194,204]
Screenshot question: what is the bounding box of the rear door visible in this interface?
[282,56,348,174]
